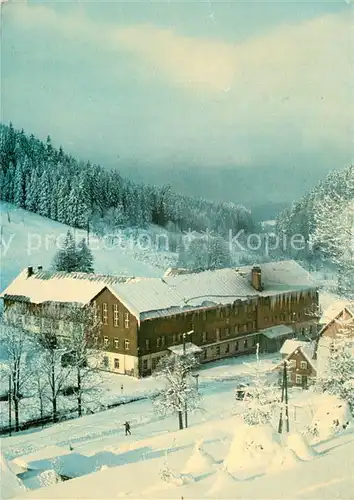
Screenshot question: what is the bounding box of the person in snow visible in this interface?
[124,421,131,436]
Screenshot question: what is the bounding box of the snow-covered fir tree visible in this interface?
[316,330,354,412]
[178,234,231,272]
[241,344,279,425]
[152,353,201,430]
[0,123,257,238]
[77,238,94,273]
[53,230,80,272]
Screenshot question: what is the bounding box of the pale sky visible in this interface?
[1,0,353,173]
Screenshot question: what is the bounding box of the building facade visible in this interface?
[1,261,319,378]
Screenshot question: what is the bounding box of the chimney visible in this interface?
[251,266,263,291]
[37,266,43,271]
[27,266,33,278]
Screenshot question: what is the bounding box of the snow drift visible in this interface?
[223,420,287,477]
[309,396,352,442]
[183,440,215,475]
[0,452,26,499]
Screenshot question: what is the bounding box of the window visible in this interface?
[203,349,207,359]
[124,313,129,329]
[202,331,207,343]
[113,304,119,327]
[114,337,119,349]
[157,337,161,348]
[244,339,248,349]
[203,310,207,321]
[103,356,109,368]
[178,333,183,342]
[216,345,220,356]
[225,343,230,353]
[103,336,109,347]
[102,303,108,325]
[114,358,120,369]
[143,359,148,370]
[296,374,302,385]
[216,328,220,341]
[225,327,230,337]
[234,324,239,334]
[300,361,308,370]
[252,337,257,347]
[252,321,256,330]
[289,359,296,369]
[124,339,130,350]
[161,336,165,347]
[243,324,248,333]
[152,358,157,370]
[235,341,239,351]
[145,339,150,350]
[172,333,177,344]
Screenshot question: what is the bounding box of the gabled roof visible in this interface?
[0,268,132,305]
[280,339,308,356]
[274,341,317,372]
[317,304,354,338]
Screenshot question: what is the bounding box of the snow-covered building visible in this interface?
[1,261,319,377]
[275,340,317,388]
[314,304,354,376]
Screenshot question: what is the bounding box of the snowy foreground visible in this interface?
[1,355,353,500]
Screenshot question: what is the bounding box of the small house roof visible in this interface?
[280,339,309,356]
[168,342,203,356]
[260,324,293,339]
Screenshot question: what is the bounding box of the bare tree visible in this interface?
[152,353,201,430]
[0,304,34,432]
[32,304,73,422]
[62,304,103,417]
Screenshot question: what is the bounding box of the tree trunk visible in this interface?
[178,410,184,430]
[12,367,20,432]
[77,366,82,417]
[51,361,57,422]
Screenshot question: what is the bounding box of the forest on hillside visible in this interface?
[275,163,354,297]
[0,123,255,239]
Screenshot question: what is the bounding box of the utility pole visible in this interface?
[284,361,290,433]
[182,330,193,429]
[278,360,290,434]
[8,374,12,437]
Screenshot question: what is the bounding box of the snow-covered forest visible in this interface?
[275,164,354,295]
[0,123,255,238]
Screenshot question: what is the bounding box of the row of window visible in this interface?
[104,336,130,350]
[97,302,130,328]
[288,360,308,370]
[203,337,257,359]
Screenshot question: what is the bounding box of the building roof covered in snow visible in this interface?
[261,325,294,339]
[236,260,317,294]
[168,342,203,356]
[280,339,309,356]
[274,341,316,371]
[110,268,259,320]
[1,260,318,320]
[0,267,134,305]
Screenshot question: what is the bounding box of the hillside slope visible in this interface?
[0,202,162,292]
